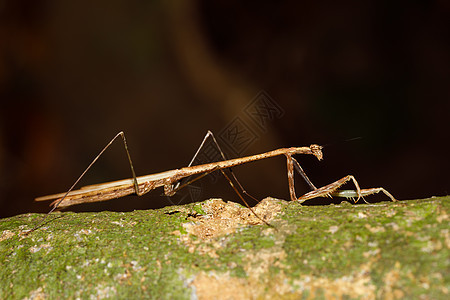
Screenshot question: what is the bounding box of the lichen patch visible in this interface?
[244,248,286,280]
[29,243,52,253]
[191,270,296,300]
[0,230,15,242]
[91,284,117,299]
[292,271,377,300]
[23,287,46,300]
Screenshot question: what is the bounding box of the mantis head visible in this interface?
[310,144,323,161]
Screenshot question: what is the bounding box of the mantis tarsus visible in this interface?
[32,131,396,232]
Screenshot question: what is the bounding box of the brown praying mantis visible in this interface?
[32,131,396,232]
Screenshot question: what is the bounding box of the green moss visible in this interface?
[1,196,448,299]
[191,203,206,216]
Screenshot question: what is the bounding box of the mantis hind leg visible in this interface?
[29,131,141,234]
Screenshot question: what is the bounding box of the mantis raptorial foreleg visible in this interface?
[331,187,396,203]
[285,152,397,203]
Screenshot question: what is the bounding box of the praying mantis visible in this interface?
[32,131,396,231]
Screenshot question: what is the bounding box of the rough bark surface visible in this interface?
[1,196,449,299]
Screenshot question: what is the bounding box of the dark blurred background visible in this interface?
[1,1,448,218]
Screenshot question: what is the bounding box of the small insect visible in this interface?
[31,131,396,232]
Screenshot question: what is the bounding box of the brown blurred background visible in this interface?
[1,1,448,218]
